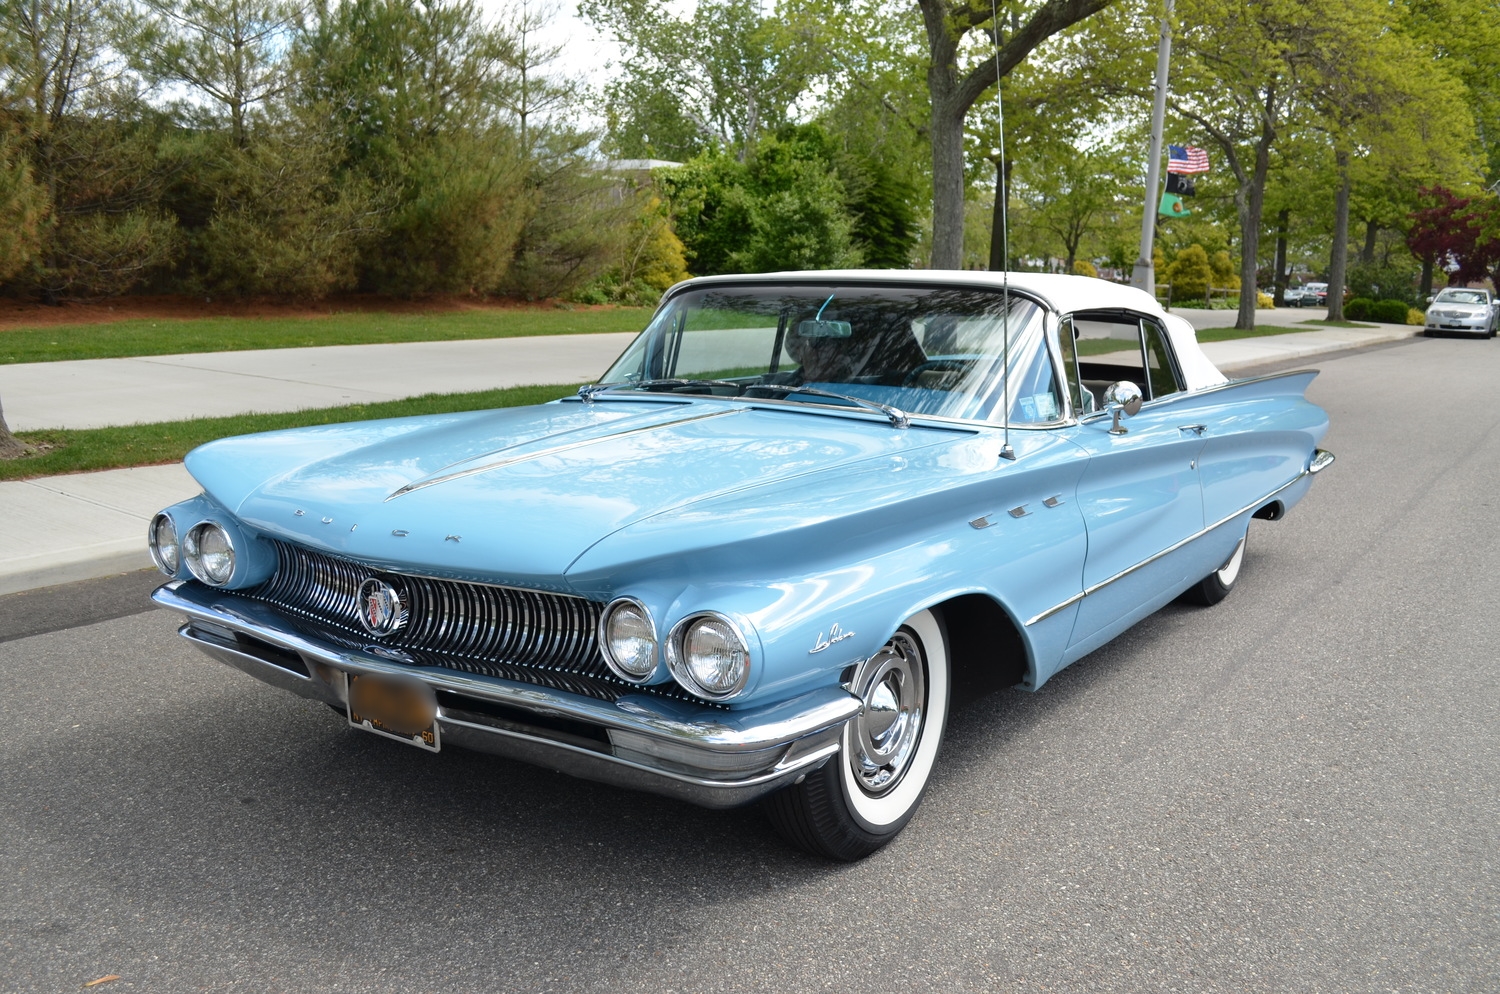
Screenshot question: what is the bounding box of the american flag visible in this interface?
[1167,144,1210,174]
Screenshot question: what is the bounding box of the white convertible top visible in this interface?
[680,270,1230,392]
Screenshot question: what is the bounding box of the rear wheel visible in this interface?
[1183,530,1247,606]
[763,610,949,861]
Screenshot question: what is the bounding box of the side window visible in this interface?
[1071,313,1183,409]
[1004,324,1064,424]
[1056,316,1093,415]
[1141,320,1182,399]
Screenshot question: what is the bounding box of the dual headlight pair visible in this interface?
[149,513,236,586]
[599,599,751,701]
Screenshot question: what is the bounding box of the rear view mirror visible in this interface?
[797,319,852,339]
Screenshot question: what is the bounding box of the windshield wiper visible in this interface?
[744,383,910,429]
[578,379,910,429]
[577,378,744,402]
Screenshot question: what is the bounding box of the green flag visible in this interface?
[1158,191,1191,217]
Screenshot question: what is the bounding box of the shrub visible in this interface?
[1372,299,1411,323]
[1346,260,1421,306]
[1072,259,1099,278]
[1406,307,1425,325]
[1256,291,1273,308]
[1344,297,1374,320]
[1164,244,1213,300]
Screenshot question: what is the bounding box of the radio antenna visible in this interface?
[991,0,1016,460]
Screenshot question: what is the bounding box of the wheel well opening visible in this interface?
[935,594,1028,702]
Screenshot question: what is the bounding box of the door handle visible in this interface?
[1177,424,1207,436]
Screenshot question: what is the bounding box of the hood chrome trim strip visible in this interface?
[385,408,745,501]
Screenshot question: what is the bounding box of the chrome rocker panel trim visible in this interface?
[1024,450,1334,627]
[152,580,860,809]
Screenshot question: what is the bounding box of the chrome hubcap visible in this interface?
[848,631,925,796]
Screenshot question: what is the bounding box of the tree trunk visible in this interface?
[1272,208,1289,306]
[1234,114,1275,331]
[928,94,967,269]
[1419,252,1434,298]
[988,156,1011,272]
[0,396,27,459]
[1327,150,1351,322]
[1361,219,1377,263]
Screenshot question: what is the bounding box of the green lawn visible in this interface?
[0,382,584,481]
[0,306,652,365]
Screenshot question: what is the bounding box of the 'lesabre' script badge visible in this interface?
[357,578,407,637]
[809,622,856,654]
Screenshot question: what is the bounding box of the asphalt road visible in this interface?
[2,335,1497,993]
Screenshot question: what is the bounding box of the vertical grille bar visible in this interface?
[249,540,608,683]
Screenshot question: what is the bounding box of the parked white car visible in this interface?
[1424,287,1498,338]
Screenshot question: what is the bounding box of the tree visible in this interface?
[1407,185,1500,290]
[915,0,1115,270]
[0,0,180,300]
[581,0,824,162]
[661,125,863,275]
[1012,146,1129,271]
[124,0,304,148]
[297,0,534,294]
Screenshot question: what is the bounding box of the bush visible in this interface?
[1346,260,1421,306]
[1164,244,1213,300]
[1256,291,1273,308]
[1407,307,1425,325]
[1072,259,1099,278]
[1345,297,1375,320]
[1372,299,1411,323]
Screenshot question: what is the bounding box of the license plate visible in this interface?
[346,672,440,752]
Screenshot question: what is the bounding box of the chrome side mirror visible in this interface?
[1103,381,1143,435]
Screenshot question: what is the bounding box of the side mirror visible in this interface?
[1426,295,1434,303]
[1103,381,1143,435]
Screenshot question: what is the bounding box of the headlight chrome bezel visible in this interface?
[148,512,180,576]
[183,520,237,587]
[598,597,659,682]
[665,611,753,701]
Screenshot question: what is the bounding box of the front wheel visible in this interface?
[1182,530,1247,606]
[763,610,949,861]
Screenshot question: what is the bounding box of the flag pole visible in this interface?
[1131,0,1174,296]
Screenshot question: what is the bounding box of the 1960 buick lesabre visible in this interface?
[148,271,1333,860]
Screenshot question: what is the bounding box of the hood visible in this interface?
[186,397,969,587]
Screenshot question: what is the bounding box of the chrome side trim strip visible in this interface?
[1024,467,1316,627]
[385,408,745,501]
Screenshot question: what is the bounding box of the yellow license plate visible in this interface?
[346,672,440,752]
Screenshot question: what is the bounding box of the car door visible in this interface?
[1061,313,1212,656]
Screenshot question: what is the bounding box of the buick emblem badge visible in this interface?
[357,577,407,637]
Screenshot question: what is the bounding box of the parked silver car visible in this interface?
[1424,287,1498,338]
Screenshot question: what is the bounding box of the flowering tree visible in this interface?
[1407,186,1500,294]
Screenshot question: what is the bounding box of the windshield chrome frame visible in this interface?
[597,276,1076,432]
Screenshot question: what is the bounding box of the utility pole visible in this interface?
[1130,0,1174,296]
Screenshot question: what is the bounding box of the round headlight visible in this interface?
[668,613,751,700]
[148,513,179,576]
[600,598,657,681]
[184,521,236,586]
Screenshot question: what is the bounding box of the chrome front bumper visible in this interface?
[152,580,861,809]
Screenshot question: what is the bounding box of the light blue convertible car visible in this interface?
[148,272,1333,859]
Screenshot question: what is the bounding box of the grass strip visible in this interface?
[0,307,651,365]
[1,382,584,481]
[1291,318,1381,329]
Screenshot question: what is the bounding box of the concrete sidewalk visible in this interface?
[0,318,1420,599]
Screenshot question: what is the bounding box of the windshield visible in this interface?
[1434,289,1488,305]
[597,283,1061,424]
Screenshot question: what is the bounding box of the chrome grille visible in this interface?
[249,540,610,685]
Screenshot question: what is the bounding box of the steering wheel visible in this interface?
[901,358,973,388]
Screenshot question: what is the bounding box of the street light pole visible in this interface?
[1131,0,1175,296]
